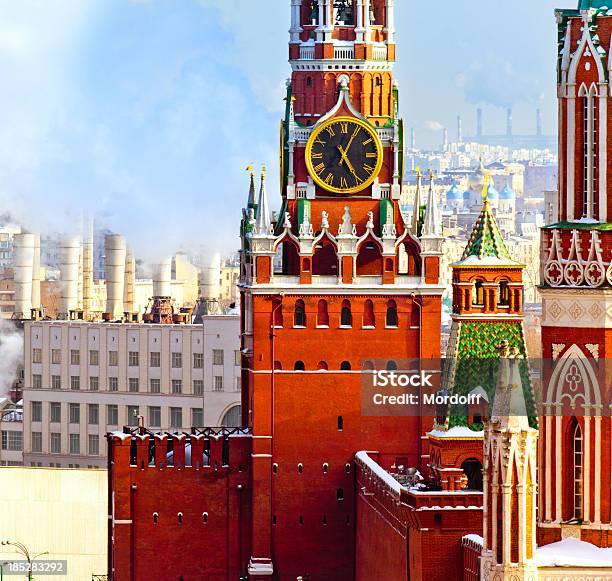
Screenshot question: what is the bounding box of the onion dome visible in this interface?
[500,184,516,200]
[446,182,463,201]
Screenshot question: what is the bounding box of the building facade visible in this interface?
[22,317,241,468]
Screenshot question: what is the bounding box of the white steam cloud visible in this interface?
[0,320,23,399]
[426,121,445,132]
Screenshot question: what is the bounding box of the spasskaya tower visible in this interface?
[239,1,444,578]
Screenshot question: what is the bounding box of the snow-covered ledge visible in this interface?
[535,538,612,569]
[355,451,404,495]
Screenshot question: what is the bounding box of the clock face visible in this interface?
[305,116,383,194]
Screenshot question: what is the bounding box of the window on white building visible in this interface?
[70,350,80,365]
[128,378,139,393]
[150,378,161,394]
[50,433,61,454]
[171,352,182,368]
[31,431,42,453]
[69,434,80,455]
[213,376,224,392]
[170,407,182,428]
[171,379,182,394]
[70,376,80,391]
[193,380,204,395]
[51,349,61,364]
[88,435,99,456]
[149,352,161,368]
[193,353,204,369]
[213,349,224,366]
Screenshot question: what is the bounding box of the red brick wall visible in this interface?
[108,433,252,581]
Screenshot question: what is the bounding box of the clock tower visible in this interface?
[240,1,444,578]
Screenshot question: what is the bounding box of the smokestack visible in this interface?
[153,258,172,298]
[31,235,41,313]
[457,115,463,143]
[13,234,35,320]
[124,249,135,316]
[442,127,448,151]
[200,254,221,300]
[410,127,416,150]
[476,108,483,137]
[536,108,543,136]
[59,237,81,319]
[82,221,93,319]
[506,108,513,137]
[104,234,127,321]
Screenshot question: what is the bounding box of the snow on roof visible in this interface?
[535,538,612,568]
[355,451,403,494]
[453,254,521,267]
[463,534,484,547]
[428,426,484,439]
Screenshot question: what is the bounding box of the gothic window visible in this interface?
[340,300,352,327]
[308,1,319,25]
[386,300,398,327]
[294,361,306,371]
[472,280,484,306]
[340,361,351,370]
[499,280,510,306]
[363,300,375,327]
[317,299,329,327]
[580,84,598,219]
[334,0,354,25]
[573,420,583,521]
[294,299,306,327]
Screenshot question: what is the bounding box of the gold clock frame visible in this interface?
[305,116,384,195]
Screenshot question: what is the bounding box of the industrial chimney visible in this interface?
[104,234,127,321]
[506,108,513,137]
[200,254,221,301]
[476,108,483,138]
[13,233,35,320]
[31,234,41,318]
[82,220,94,320]
[536,108,543,137]
[59,237,81,320]
[124,249,135,319]
[442,127,448,151]
[145,258,174,324]
[457,115,463,143]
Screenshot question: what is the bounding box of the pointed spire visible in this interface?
[458,185,515,264]
[411,167,423,235]
[246,166,256,209]
[255,165,272,235]
[490,343,530,430]
[422,169,442,238]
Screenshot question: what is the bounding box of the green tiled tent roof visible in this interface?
[578,0,609,9]
[441,321,537,430]
[460,200,513,262]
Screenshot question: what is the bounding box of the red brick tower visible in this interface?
[539,1,612,546]
[239,1,444,578]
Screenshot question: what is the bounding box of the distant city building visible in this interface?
[21,316,241,468]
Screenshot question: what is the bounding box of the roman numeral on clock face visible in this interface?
[325,126,336,137]
[314,162,325,175]
[362,137,373,146]
[366,152,377,159]
[340,177,348,189]
[324,173,334,186]
[315,137,326,146]
[311,152,323,159]
[363,164,374,174]
[340,122,349,134]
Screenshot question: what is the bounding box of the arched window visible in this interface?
[356,240,382,276]
[386,300,398,327]
[499,280,510,306]
[318,361,328,370]
[306,76,313,88]
[363,300,375,327]
[294,361,306,371]
[340,361,351,370]
[294,299,306,327]
[386,360,397,371]
[472,280,484,306]
[340,300,352,327]
[313,237,338,276]
[274,241,300,276]
[317,299,329,327]
[272,298,283,327]
[221,405,241,428]
[461,459,483,491]
[573,420,583,521]
[274,361,282,370]
[362,361,374,371]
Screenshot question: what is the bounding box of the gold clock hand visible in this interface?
[337,145,356,174]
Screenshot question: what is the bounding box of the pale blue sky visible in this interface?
[0,0,563,257]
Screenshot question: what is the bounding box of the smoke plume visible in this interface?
[0,320,23,399]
